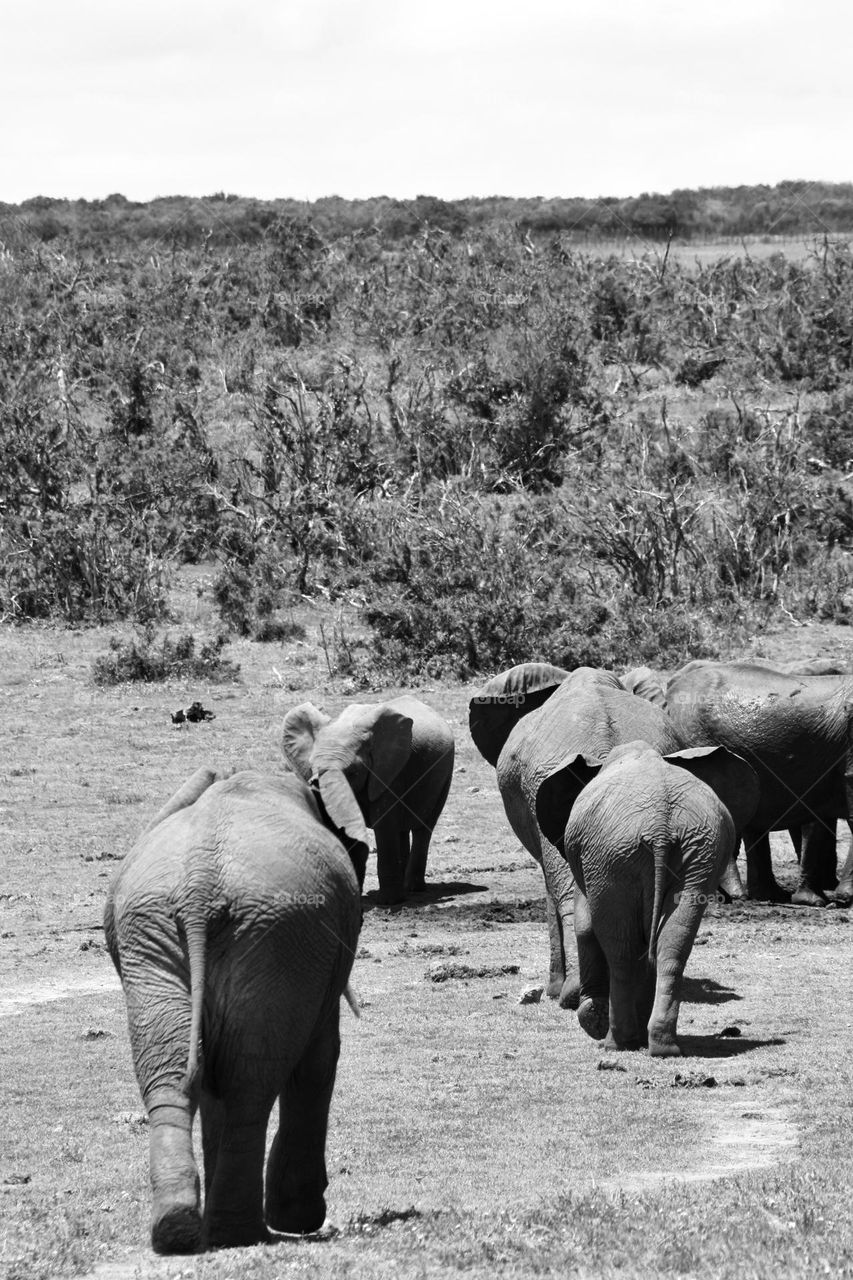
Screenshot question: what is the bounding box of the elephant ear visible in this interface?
[315,768,371,874]
[620,666,668,709]
[367,706,414,803]
[535,752,604,850]
[469,663,570,767]
[663,745,760,833]
[282,703,332,781]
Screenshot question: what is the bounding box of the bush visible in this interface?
[91,629,240,686]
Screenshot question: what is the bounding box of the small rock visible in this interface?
[80,1028,110,1041]
[518,985,544,1005]
[3,1173,31,1185]
[719,1025,742,1037]
[466,786,481,794]
[597,1060,626,1073]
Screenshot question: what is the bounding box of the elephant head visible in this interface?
[536,740,759,853]
[619,666,668,709]
[282,701,414,852]
[468,662,572,767]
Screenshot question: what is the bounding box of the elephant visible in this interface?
[467,664,753,1008]
[665,660,853,906]
[282,695,455,904]
[104,766,363,1254]
[535,740,758,1056]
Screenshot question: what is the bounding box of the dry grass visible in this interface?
[1,592,853,1279]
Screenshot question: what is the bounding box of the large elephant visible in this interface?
[666,660,853,906]
[282,696,454,904]
[104,766,363,1254]
[467,664,744,1007]
[536,740,758,1056]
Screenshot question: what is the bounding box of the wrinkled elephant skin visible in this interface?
[104,770,362,1254]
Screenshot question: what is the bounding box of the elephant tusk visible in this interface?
[343,981,361,1018]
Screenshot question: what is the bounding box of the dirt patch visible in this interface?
[0,972,119,1018]
[602,1095,797,1193]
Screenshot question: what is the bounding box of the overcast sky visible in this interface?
[1,0,849,203]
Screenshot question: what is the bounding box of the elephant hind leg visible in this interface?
[743,830,790,903]
[574,886,608,1037]
[147,1103,202,1255]
[201,1099,273,1250]
[265,1009,341,1235]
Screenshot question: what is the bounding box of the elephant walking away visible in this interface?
[282,696,455,904]
[469,665,711,1009]
[536,741,758,1056]
[105,767,363,1253]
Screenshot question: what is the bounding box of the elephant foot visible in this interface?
[834,881,853,907]
[648,1036,682,1058]
[404,880,427,895]
[201,1218,271,1251]
[791,884,828,908]
[151,1203,202,1255]
[267,1194,327,1237]
[746,880,791,904]
[558,976,580,1010]
[546,971,566,1001]
[604,1032,645,1052]
[577,997,609,1040]
[375,885,405,906]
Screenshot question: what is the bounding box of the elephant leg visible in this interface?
[404,825,430,894]
[265,1009,341,1235]
[374,819,405,905]
[200,1088,225,1201]
[543,881,578,1008]
[148,1099,202,1255]
[836,824,853,905]
[123,966,201,1254]
[201,1099,272,1250]
[605,957,652,1052]
[742,829,789,902]
[645,897,706,1057]
[716,841,746,901]
[573,887,609,1040]
[792,820,836,907]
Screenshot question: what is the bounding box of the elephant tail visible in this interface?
[181,911,207,1096]
[645,837,675,968]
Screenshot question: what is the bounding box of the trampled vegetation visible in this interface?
[3,187,853,676]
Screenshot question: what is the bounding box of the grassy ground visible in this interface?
[2,593,853,1279]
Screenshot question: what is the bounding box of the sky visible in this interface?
[1,0,850,204]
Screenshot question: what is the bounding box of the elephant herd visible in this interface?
[105,658,853,1253]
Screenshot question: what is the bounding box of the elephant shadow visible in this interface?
[676,1033,787,1059]
[362,880,488,913]
[680,976,743,1005]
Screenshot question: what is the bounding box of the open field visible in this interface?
[2,595,853,1280]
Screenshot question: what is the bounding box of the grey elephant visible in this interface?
[105,766,363,1254]
[536,740,758,1056]
[468,664,724,1008]
[282,696,454,904]
[666,660,853,906]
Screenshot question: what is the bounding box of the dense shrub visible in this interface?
[91,629,240,685]
[2,198,853,671]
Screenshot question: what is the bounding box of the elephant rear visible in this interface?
[106,770,362,1253]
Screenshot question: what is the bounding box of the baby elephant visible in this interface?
[536,740,758,1056]
[282,695,455,903]
[105,767,363,1253]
